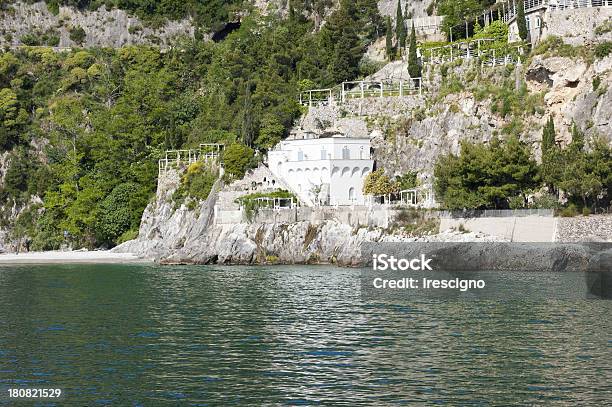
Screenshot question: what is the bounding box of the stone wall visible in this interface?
[556,215,612,242]
[215,205,401,228]
[0,2,195,48]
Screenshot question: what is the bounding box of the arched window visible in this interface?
[359,146,364,159]
[348,187,355,201]
[298,149,304,161]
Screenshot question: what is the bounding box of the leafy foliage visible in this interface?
[0,6,380,249]
[235,189,297,222]
[172,162,218,208]
[363,169,400,196]
[473,21,508,44]
[434,136,539,209]
[395,171,419,190]
[223,143,255,180]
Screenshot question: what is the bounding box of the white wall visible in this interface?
[440,216,557,242]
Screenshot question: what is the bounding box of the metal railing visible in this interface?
[501,0,549,23]
[158,144,224,173]
[340,79,422,102]
[241,197,298,210]
[501,0,612,23]
[299,79,423,107]
[549,0,612,10]
[425,39,496,64]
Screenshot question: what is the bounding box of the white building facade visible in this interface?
[268,136,374,206]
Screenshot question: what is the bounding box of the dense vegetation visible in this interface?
[435,130,612,211]
[0,1,383,250]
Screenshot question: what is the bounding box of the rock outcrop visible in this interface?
[0,2,196,48]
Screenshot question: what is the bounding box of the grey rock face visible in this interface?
[542,8,612,46]
[0,2,196,48]
[113,167,221,260]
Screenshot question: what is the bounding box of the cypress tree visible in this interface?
[542,116,556,157]
[396,0,406,51]
[569,122,584,152]
[385,16,394,61]
[516,0,529,41]
[407,23,421,78]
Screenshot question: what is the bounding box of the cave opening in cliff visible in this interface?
[212,21,241,42]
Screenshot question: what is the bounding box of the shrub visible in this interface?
[223,143,255,180]
[457,223,469,233]
[98,183,138,244]
[173,162,218,208]
[559,204,578,218]
[530,194,560,210]
[595,21,612,36]
[69,26,86,45]
[363,169,400,196]
[594,42,612,59]
[117,229,138,244]
[593,76,601,91]
[582,207,591,216]
[47,1,60,15]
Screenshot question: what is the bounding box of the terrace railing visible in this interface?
[242,197,298,210]
[501,0,612,23]
[425,39,496,64]
[159,144,224,173]
[340,79,422,102]
[299,79,423,107]
[548,0,612,10]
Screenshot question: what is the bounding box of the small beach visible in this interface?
[0,250,147,265]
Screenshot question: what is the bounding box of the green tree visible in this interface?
[363,169,400,195]
[241,83,255,146]
[434,136,539,209]
[255,114,284,150]
[396,171,419,190]
[396,0,406,51]
[541,116,556,157]
[407,23,421,78]
[223,143,255,179]
[438,0,481,41]
[97,183,139,244]
[385,16,394,61]
[516,0,529,41]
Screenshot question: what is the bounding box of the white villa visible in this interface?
[268,135,374,206]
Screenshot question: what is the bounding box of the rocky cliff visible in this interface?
[0,2,195,48]
[301,53,612,183]
[113,164,508,265]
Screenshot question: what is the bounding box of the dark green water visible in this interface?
[0,265,610,405]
